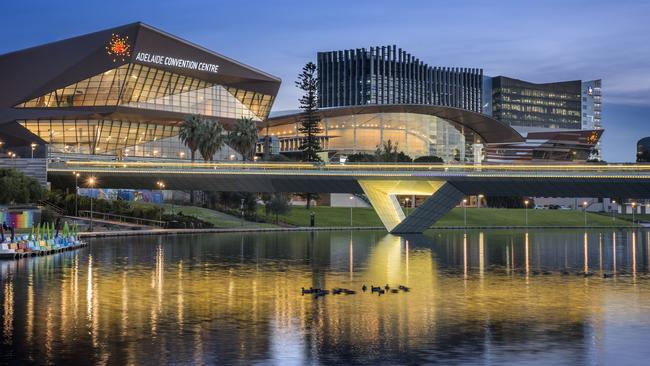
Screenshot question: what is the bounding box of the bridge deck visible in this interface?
[47,161,650,234]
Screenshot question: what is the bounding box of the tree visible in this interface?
[178,114,203,162]
[0,168,44,204]
[296,62,322,208]
[413,155,444,163]
[228,117,259,161]
[374,140,412,162]
[198,119,225,161]
[346,153,377,162]
[266,193,291,224]
[296,62,322,162]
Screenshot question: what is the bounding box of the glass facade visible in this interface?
[16,63,274,121]
[18,119,238,160]
[491,77,582,129]
[13,63,274,160]
[267,113,482,162]
[638,137,650,163]
[581,79,602,130]
[318,46,483,113]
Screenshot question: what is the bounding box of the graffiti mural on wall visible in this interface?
[0,209,38,229]
[78,189,163,203]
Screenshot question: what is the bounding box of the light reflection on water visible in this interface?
[0,229,650,365]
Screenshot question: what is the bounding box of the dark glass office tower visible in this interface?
[490,76,583,129]
[317,45,483,112]
[638,137,650,162]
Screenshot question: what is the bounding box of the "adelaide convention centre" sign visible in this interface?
[134,52,219,74]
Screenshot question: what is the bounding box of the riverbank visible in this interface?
[78,223,643,239]
[71,207,637,239]
[264,207,632,228]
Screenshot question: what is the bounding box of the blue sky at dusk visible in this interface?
[1,0,648,162]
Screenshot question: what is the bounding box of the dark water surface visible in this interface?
[2,229,650,365]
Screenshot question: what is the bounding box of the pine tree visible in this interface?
[295,62,322,162]
[296,62,323,208]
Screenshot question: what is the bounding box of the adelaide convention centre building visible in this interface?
[0,22,280,164]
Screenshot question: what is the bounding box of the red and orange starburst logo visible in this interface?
[106,33,131,62]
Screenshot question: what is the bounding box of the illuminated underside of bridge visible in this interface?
[48,162,650,234]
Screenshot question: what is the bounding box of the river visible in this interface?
[1,229,650,365]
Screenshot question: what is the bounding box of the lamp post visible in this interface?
[463,198,467,227]
[240,198,245,226]
[86,177,96,232]
[73,172,80,217]
[524,199,529,226]
[611,199,616,222]
[583,201,588,227]
[349,195,354,227]
[8,152,16,168]
[631,202,637,227]
[156,181,165,225]
[405,197,410,216]
[31,143,36,159]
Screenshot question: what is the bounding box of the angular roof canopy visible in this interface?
[0,22,282,136]
[267,104,524,143]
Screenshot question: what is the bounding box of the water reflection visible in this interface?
[0,229,649,364]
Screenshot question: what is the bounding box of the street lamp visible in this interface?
[631,201,637,227]
[86,176,96,231]
[156,181,166,224]
[8,152,16,168]
[31,143,37,159]
[524,199,529,226]
[240,198,245,226]
[73,172,80,217]
[583,201,588,227]
[405,197,410,216]
[611,199,616,222]
[463,198,468,227]
[349,195,354,226]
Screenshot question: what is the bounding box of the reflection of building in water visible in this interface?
[0,230,648,364]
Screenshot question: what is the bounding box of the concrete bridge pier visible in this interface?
[358,180,464,234]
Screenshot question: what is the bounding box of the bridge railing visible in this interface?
[49,160,650,174]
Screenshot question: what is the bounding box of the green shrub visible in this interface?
[0,168,44,204]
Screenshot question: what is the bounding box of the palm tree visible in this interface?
[178,114,202,162]
[228,117,259,161]
[198,119,225,161]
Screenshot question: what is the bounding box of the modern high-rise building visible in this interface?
[317,45,483,112]
[484,76,603,159]
[581,79,602,130]
[638,137,650,162]
[486,76,602,131]
[489,76,582,129]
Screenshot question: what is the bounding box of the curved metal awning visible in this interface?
[266,104,524,143]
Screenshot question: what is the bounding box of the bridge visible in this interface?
[48,161,650,234]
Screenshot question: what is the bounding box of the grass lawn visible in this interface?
[263,206,633,228]
[163,204,277,228]
[128,202,277,228]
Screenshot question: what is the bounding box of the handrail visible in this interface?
[77,210,165,227]
[50,160,650,174]
[38,200,65,215]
